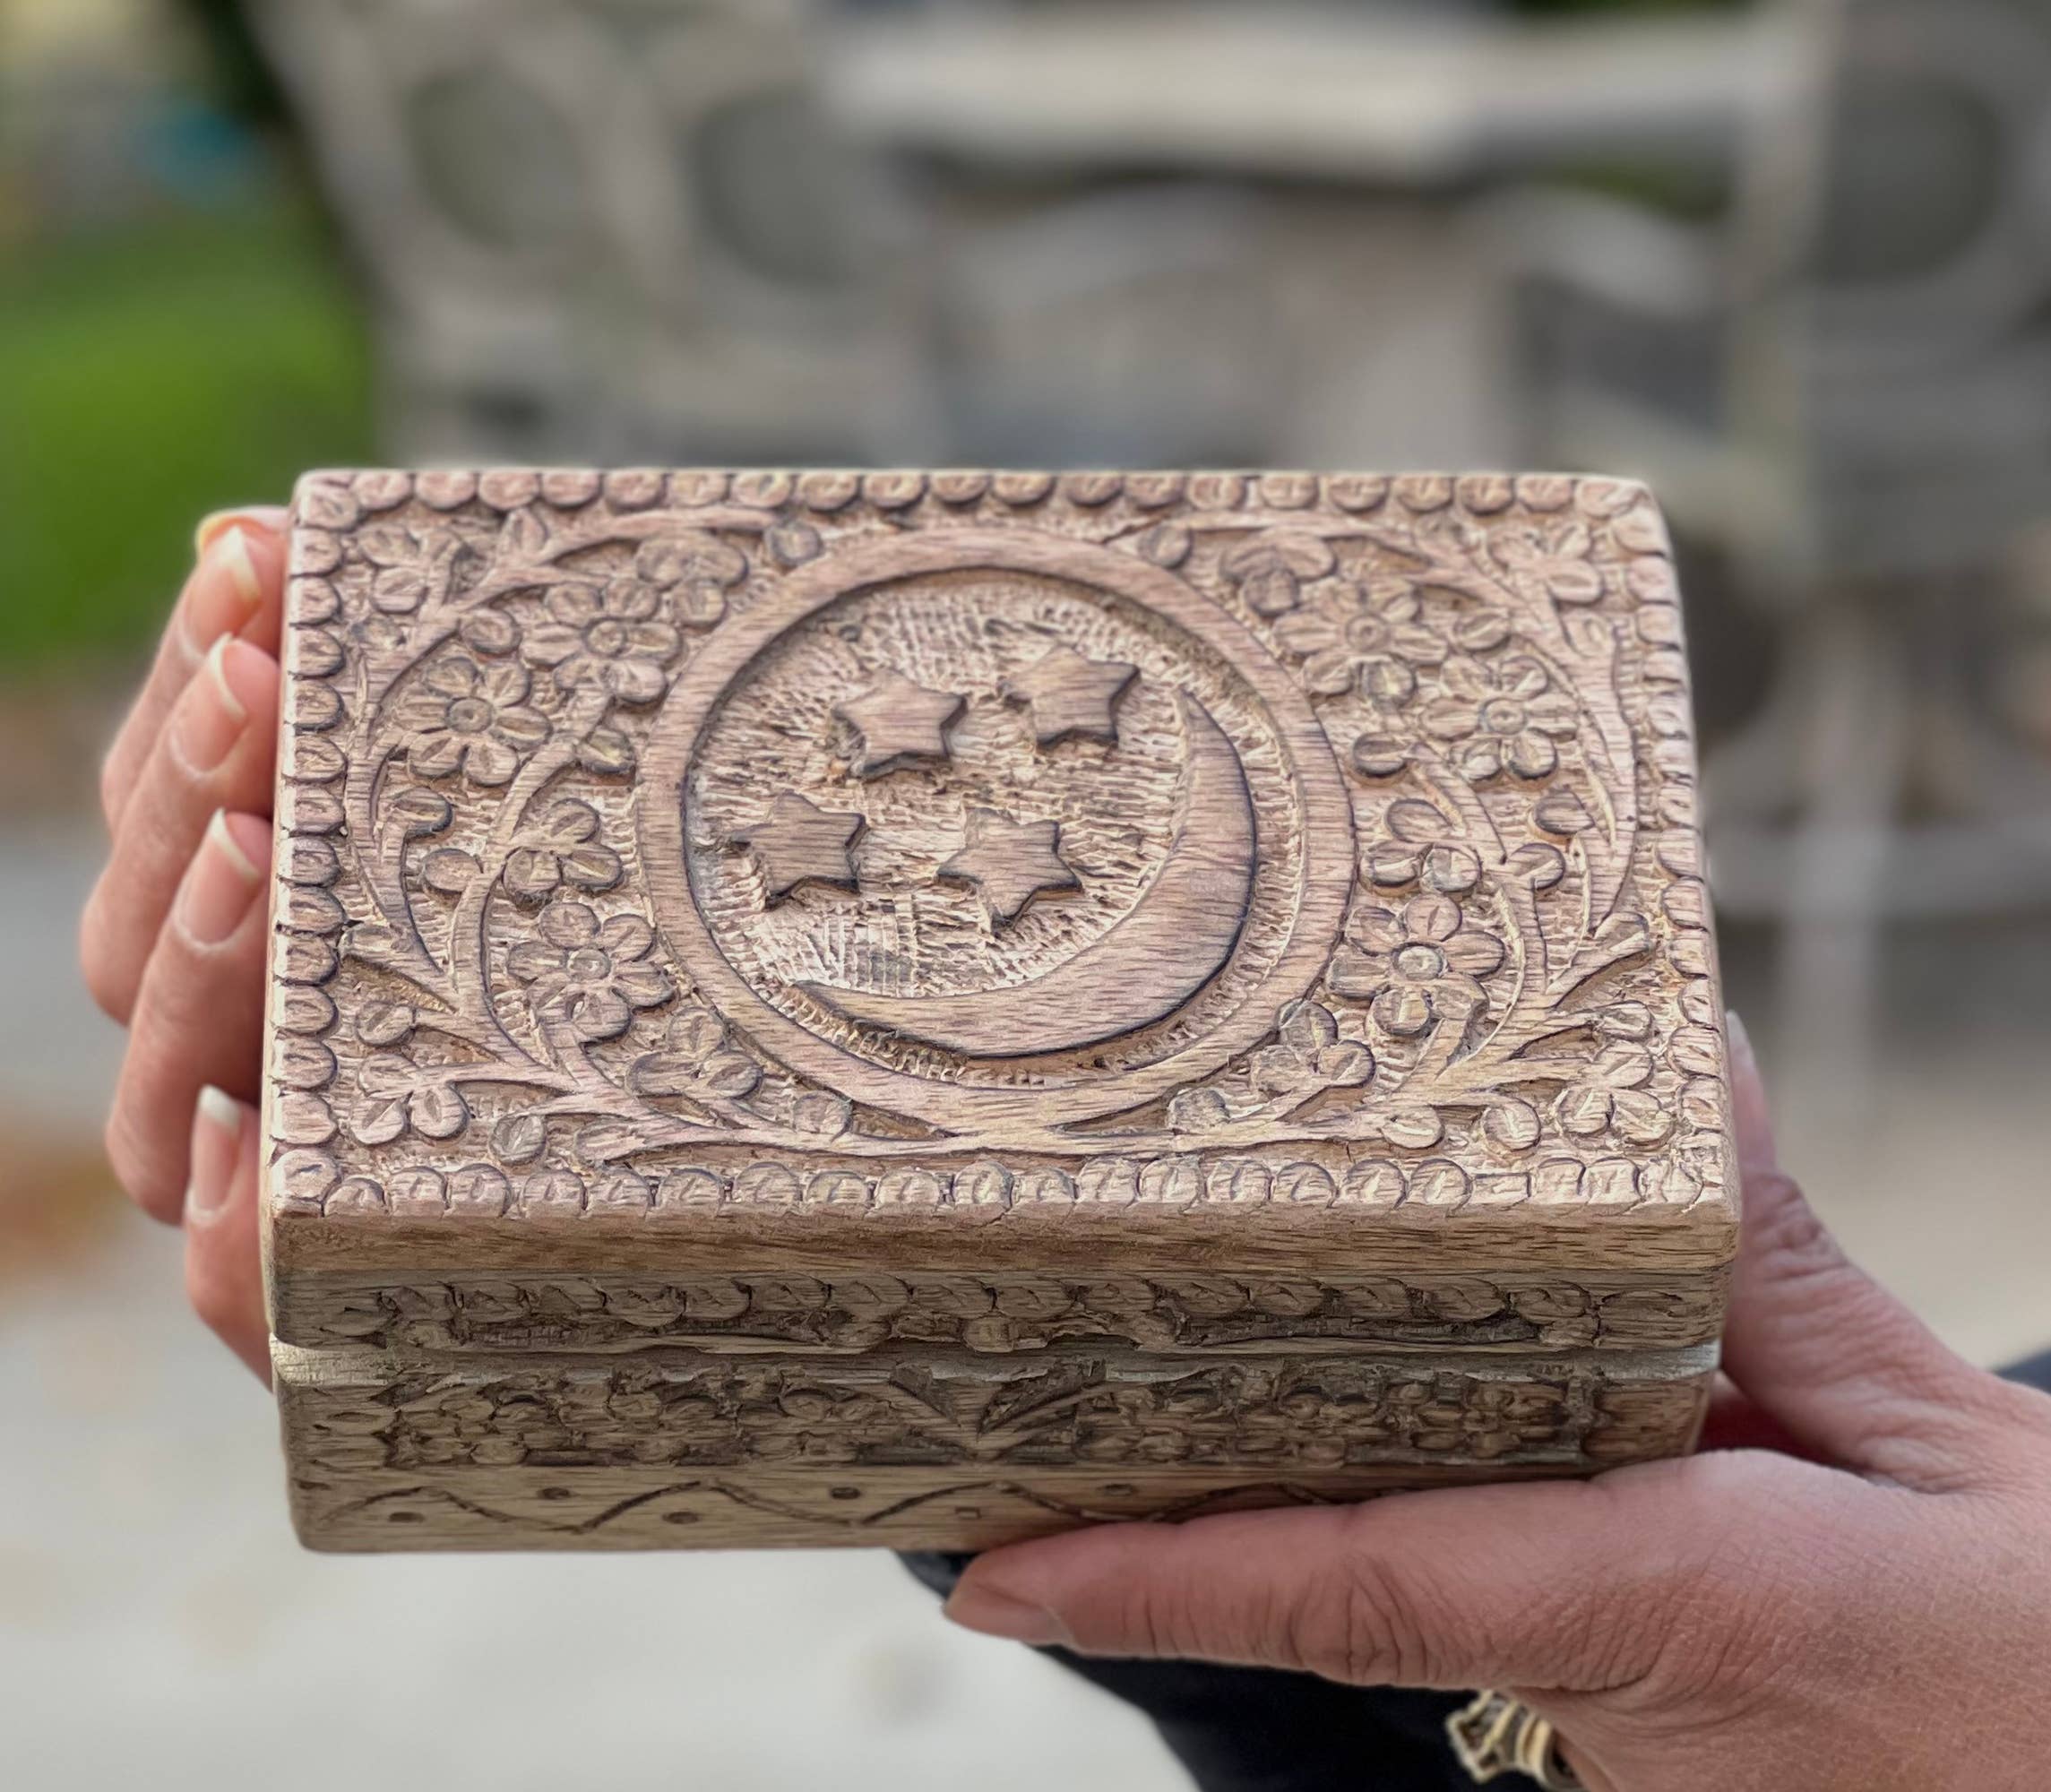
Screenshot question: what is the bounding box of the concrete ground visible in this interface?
[4,812,2048,1792]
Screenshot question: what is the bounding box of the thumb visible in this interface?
[946,1469,1734,1693]
[1717,1012,2019,1486]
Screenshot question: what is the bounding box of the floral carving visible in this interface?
[1271,575,1454,702]
[269,469,1725,1217]
[1361,796,1480,893]
[504,800,623,903]
[1220,530,1334,616]
[355,1054,467,1145]
[509,902,673,1043]
[631,1009,763,1104]
[289,1357,1644,1476]
[395,657,547,786]
[630,531,747,623]
[523,579,683,701]
[1420,653,1580,781]
[1328,894,1504,1037]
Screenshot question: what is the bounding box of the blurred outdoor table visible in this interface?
[825,3,1803,185]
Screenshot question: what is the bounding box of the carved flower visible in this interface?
[358,521,462,616]
[1555,1042,1674,1148]
[504,800,624,904]
[632,532,748,625]
[630,1008,763,1104]
[1421,655,1579,781]
[1249,1000,1373,1102]
[509,902,673,1041]
[394,657,547,786]
[1327,894,1504,1037]
[1362,797,1479,894]
[1271,578,1449,701]
[522,580,682,702]
[1222,530,1334,616]
[1492,520,1604,606]
[353,1054,467,1146]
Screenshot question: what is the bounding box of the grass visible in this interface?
[0,200,374,668]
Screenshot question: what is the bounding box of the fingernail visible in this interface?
[1726,1007,1754,1077]
[185,1085,246,1221]
[181,526,265,654]
[173,636,252,772]
[177,810,264,945]
[194,506,288,560]
[943,1581,1071,1647]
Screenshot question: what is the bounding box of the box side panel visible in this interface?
[278,1343,1713,1552]
[273,1262,1731,1356]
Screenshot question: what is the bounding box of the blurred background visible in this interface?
[4,0,2051,1785]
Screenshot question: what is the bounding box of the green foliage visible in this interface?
[0,203,372,668]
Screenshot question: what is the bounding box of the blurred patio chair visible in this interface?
[1501,0,2051,1088]
[246,0,931,464]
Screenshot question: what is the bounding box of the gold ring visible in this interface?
[1446,1690,1585,1789]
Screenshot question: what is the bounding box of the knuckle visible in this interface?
[78,889,131,1024]
[103,1099,177,1224]
[1746,1172,1841,1282]
[1113,1577,1179,1660]
[98,749,125,831]
[1610,1469,1823,1707]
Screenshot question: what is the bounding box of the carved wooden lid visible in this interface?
[265,470,1734,1279]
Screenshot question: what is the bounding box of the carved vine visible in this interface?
[271,470,1727,1216]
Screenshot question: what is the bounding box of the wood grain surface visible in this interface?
[265,467,1732,1549]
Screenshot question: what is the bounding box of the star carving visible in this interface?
[1005,646,1138,745]
[833,672,966,778]
[734,793,864,903]
[939,811,1080,924]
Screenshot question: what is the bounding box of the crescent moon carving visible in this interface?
[805,692,1255,1057]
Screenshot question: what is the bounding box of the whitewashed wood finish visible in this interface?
[265,468,1733,1550]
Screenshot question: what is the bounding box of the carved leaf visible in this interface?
[493,1110,547,1164]
[410,1083,468,1141]
[699,1052,762,1099]
[1280,1000,1338,1057]
[353,1098,409,1147]
[1168,1088,1231,1132]
[792,1090,852,1137]
[497,506,551,564]
[1315,1041,1374,1088]
[354,1002,415,1048]
[388,787,452,839]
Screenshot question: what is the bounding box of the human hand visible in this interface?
[945,1021,2051,1790]
[82,508,288,1381]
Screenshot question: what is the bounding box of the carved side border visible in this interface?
[275,1265,1731,1356]
[279,1344,1712,1550]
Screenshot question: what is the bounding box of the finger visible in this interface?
[104,812,271,1221]
[184,1085,271,1383]
[100,512,287,832]
[82,636,278,1022]
[946,1468,1761,1694]
[1720,1011,2020,1486]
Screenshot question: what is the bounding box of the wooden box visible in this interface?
[264,468,1734,1552]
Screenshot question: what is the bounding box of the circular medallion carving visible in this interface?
[639,529,1353,1132]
